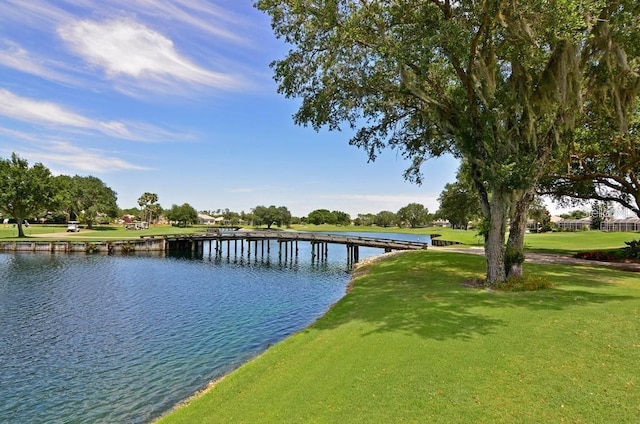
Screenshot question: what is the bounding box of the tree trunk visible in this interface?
[484,191,509,285]
[16,218,25,237]
[505,190,535,279]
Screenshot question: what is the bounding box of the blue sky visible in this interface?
[0,0,464,218]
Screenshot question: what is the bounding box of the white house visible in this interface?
[197,213,217,225]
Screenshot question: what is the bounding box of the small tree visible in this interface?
[375,211,397,228]
[560,210,589,220]
[166,203,198,227]
[331,210,352,226]
[252,205,291,229]
[590,201,613,230]
[397,203,430,228]
[0,153,56,237]
[354,213,376,226]
[436,176,481,230]
[137,192,159,224]
[54,175,118,228]
[307,209,334,225]
[527,198,551,232]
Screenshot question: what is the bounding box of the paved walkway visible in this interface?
[430,246,640,272]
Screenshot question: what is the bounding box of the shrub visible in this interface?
[121,242,136,254]
[85,243,99,253]
[494,275,554,292]
[621,240,640,260]
[463,276,554,291]
[574,251,618,262]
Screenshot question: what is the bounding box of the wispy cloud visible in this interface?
[0,0,260,97]
[27,141,150,173]
[0,40,75,85]
[0,88,94,127]
[115,0,250,44]
[58,18,246,95]
[0,88,186,142]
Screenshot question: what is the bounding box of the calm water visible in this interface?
[0,233,429,423]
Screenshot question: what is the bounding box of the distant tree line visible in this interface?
[1,152,621,239]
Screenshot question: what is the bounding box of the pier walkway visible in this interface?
[158,230,430,263]
[0,231,429,264]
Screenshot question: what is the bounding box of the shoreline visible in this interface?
[155,250,407,422]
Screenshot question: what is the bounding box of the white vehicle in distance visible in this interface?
[66,221,80,232]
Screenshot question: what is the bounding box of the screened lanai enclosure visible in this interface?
[600,218,640,232]
[556,218,592,231]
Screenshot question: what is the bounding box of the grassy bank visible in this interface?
[158,251,640,423]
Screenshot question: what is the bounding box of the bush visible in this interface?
[494,275,554,292]
[574,251,618,262]
[621,240,640,260]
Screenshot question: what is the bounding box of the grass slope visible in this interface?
[158,251,640,423]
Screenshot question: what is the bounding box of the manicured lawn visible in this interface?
[522,231,640,254]
[158,251,640,423]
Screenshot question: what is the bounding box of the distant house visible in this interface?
[197,213,217,225]
[433,219,451,228]
[550,216,563,225]
[556,217,592,231]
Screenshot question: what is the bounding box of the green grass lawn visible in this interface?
[158,251,640,423]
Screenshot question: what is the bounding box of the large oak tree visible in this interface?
[0,153,56,237]
[257,0,640,283]
[252,205,292,228]
[166,203,198,227]
[542,101,640,217]
[55,175,118,229]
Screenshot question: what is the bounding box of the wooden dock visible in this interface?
[0,231,431,264]
[157,230,429,263]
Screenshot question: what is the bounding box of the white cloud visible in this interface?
[58,18,246,94]
[0,1,265,97]
[116,0,249,44]
[0,88,186,142]
[0,88,94,128]
[0,0,75,29]
[0,40,74,85]
[17,141,150,174]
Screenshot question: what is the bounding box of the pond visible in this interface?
[0,234,429,423]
